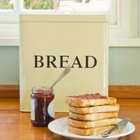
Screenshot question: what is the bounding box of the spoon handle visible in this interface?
[50,65,71,89]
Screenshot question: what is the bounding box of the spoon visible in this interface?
[50,65,71,89]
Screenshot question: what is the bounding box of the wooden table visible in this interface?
[0,98,140,140]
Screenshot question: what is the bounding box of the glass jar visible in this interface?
[31,86,55,127]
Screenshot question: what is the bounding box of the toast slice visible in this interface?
[68,118,117,128]
[69,111,119,121]
[66,93,116,107]
[68,104,119,114]
[68,125,114,136]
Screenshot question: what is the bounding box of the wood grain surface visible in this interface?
[1,85,140,98]
[0,98,139,140]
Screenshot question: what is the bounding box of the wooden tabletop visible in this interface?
[0,98,139,140]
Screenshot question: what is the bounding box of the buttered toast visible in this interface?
[68,125,114,136]
[69,111,119,121]
[66,93,120,136]
[66,93,117,107]
[68,104,119,114]
[68,118,117,128]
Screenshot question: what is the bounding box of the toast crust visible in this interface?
[69,111,119,121]
[68,118,117,128]
[68,104,120,114]
[66,96,117,107]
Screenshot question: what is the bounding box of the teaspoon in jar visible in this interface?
[50,65,71,89]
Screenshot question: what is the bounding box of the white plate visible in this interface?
[48,117,135,140]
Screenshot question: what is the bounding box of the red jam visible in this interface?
[31,87,55,127]
[69,93,107,99]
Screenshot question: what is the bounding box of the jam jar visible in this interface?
[31,87,55,127]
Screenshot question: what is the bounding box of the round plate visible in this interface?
[48,117,135,140]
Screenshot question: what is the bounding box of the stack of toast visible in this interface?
[66,93,119,136]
